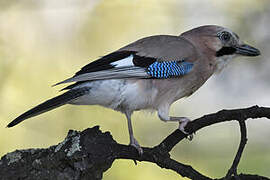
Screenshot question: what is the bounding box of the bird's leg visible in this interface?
[169,116,190,134]
[125,112,143,155]
[158,108,193,140]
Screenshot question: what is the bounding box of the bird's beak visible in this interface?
[235,43,261,56]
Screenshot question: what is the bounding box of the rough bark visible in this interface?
[0,105,270,180]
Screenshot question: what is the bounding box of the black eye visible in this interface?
[219,32,231,42]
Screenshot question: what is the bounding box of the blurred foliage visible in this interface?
[0,0,269,179]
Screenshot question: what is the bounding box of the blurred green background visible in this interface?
[0,0,269,179]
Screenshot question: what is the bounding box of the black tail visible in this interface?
[7,88,90,128]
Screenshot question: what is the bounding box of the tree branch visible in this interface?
[0,105,269,180]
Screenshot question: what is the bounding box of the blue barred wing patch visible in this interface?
[147,61,193,78]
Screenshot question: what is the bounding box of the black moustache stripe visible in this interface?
[216,47,236,57]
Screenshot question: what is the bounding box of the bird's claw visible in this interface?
[178,117,194,141]
[187,134,194,141]
[130,138,143,156]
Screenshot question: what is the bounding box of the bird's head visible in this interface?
[181,25,261,72]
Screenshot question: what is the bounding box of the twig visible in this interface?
[226,120,248,179]
[157,105,270,152]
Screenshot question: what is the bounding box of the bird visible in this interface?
[7,25,260,154]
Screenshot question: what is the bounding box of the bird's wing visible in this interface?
[54,35,198,87]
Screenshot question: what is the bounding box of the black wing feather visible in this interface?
[75,51,156,76]
[75,51,135,75]
[133,55,156,67]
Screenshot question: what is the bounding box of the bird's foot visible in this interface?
[130,137,143,155]
[178,117,193,141]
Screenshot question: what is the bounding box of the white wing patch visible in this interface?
[111,55,134,67]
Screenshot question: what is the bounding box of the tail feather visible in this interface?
[7,88,90,128]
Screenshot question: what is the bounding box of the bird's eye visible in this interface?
[219,31,231,42]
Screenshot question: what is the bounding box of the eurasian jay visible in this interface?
[7,25,260,154]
